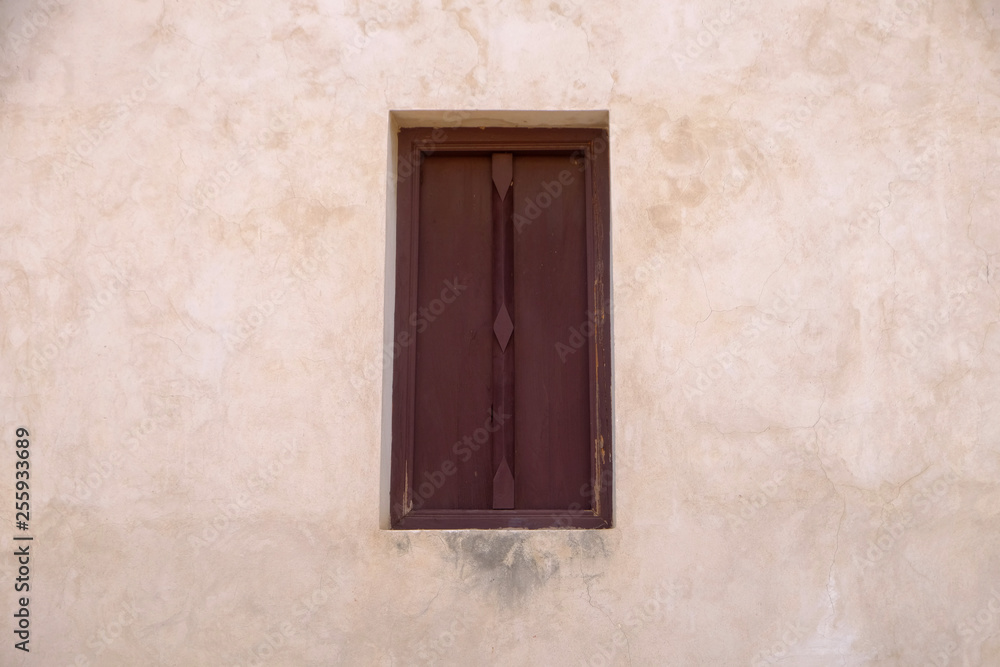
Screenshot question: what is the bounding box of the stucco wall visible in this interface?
[2,0,999,665]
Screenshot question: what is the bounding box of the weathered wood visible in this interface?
[513,153,591,510]
[492,153,515,509]
[390,127,613,529]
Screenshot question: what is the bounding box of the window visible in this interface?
[389,126,611,529]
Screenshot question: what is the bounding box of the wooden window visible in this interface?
[390,127,611,529]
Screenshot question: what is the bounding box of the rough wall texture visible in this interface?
[2,0,999,665]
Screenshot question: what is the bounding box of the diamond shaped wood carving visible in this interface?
[493,303,513,352]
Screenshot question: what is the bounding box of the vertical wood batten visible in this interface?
[491,153,515,509]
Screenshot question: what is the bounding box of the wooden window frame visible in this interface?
[390,126,612,529]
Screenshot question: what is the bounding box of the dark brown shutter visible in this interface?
[411,155,493,510]
[512,154,591,509]
[391,127,612,529]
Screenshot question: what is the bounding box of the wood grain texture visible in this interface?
[390,127,612,529]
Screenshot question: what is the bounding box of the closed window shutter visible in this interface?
[391,127,611,529]
[411,154,494,510]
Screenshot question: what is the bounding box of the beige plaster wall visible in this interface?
[2,0,999,665]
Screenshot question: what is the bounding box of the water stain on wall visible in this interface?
[444,531,611,605]
[394,534,411,555]
[444,533,556,603]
